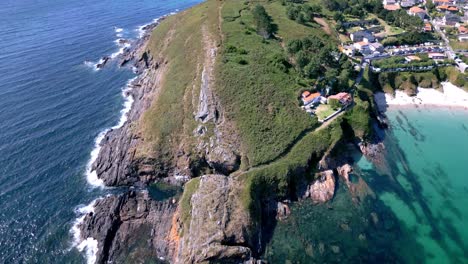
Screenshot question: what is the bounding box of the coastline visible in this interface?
[374,82,468,111]
[71,13,173,264]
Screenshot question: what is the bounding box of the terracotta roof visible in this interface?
[384,4,401,10]
[302,91,311,98]
[409,6,426,13]
[356,41,369,46]
[303,92,321,103]
[448,6,458,11]
[435,0,451,3]
[328,92,351,101]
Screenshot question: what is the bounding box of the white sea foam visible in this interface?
[85,77,137,188]
[114,27,124,33]
[70,199,102,264]
[116,33,123,38]
[110,43,131,59]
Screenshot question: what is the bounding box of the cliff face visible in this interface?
[79,1,254,263]
[79,190,177,263]
[174,175,259,263]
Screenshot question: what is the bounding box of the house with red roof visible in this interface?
[327,92,353,106]
[302,91,322,106]
[408,6,426,19]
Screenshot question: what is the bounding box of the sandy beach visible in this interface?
[374,82,468,111]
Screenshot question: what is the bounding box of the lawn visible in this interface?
[316,104,337,120]
[449,40,468,50]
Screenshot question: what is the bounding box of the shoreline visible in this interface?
[72,13,174,264]
[374,82,468,112]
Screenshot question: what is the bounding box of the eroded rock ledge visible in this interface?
[79,190,177,263]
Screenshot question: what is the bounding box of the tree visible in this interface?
[296,51,310,69]
[286,6,300,20]
[303,57,322,78]
[296,12,306,24]
[286,39,303,54]
[328,98,341,110]
[252,5,274,39]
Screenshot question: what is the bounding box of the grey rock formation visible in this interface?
[177,174,259,264]
[79,190,177,264]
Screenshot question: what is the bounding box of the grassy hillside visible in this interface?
[138,0,221,168]
[216,0,342,167]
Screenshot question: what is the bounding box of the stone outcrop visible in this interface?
[175,174,259,264]
[303,170,336,204]
[79,190,177,264]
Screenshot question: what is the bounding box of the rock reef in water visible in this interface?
[303,170,336,204]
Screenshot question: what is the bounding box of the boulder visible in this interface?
[307,170,336,204]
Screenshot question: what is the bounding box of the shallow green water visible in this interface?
[265,107,468,263]
[361,107,468,263]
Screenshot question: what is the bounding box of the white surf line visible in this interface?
[70,199,101,264]
[85,76,137,188]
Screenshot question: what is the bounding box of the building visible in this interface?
[384,4,401,10]
[354,41,372,54]
[340,45,356,56]
[424,23,433,32]
[428,52,447,59]
[458,25,468,34]
[328,93,353,106]
[434,0,454,6]
[302,91,321,106]
[458,34,468,41]
[443,13,460,26]
[369,42,384,53]
[437,5,459,12]
[408,6,426,19]
[383,0,396,4]
[350,30,375,43]
[401,0,417,7]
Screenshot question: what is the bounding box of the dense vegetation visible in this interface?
[216,1,334,167]
[325,0,423,32]
[252,5,275,39]
[382,32,439,46]
[286,36,356,92]
[367,67,468,95]
[372,54,435,70]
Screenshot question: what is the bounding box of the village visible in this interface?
[338,0,468,72]
[298,0,468,122]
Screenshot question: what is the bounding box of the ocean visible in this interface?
[264,107,468,263]
[0,0,202,263]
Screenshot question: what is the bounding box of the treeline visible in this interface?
[371,67,467,95]
[286,36,355,91]
[252,5,274,39]
[325,0,423,32]
[382,32,437,46]
[284,2,322,24]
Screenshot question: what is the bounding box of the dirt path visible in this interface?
[314,17,332,35]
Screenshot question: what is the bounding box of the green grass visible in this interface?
[240,121,344,220]
[449,40,468,50]
[180,177,201,236]
[263,1,335,43]
[316,104,336,120]
[139,1,221,169]
[215,0,335,167]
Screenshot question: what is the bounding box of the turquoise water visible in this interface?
[358,107,468,263]
[265,107,468,263]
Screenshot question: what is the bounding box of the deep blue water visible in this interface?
[0,0,202,262]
